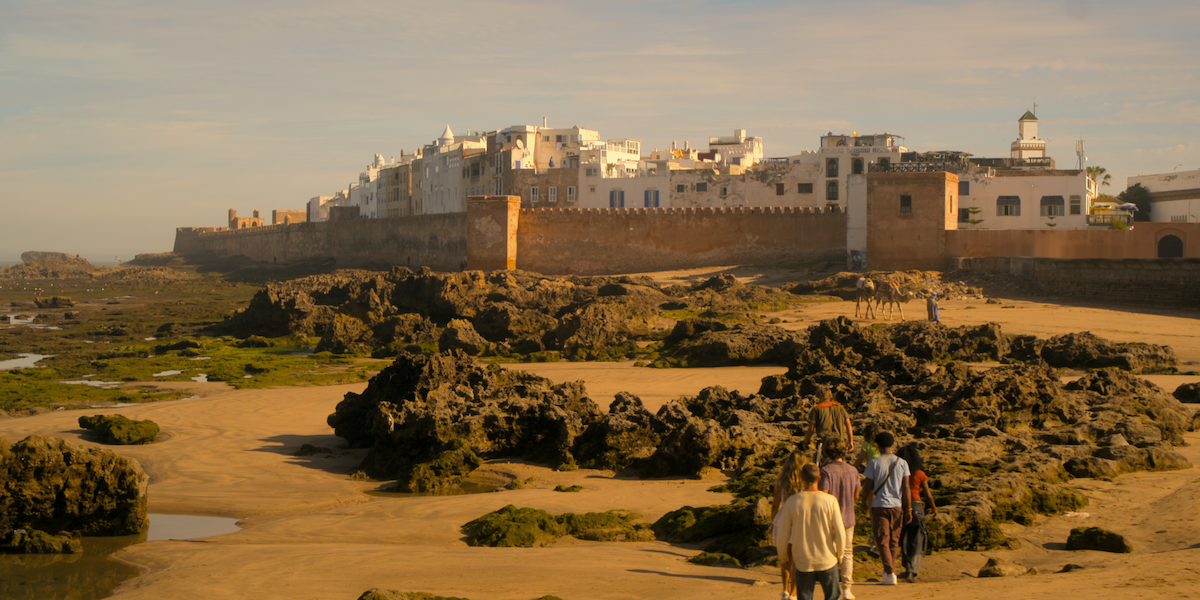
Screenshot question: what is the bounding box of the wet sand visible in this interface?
[1,295,1198,599]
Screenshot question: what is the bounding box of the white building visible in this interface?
[421,125,487,214]
[1127,168,1200,223]
[1011,110,1047,160]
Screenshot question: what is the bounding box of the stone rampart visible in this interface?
[174,214,467,270]
[515,205,846,275]
[955,256,1200,309]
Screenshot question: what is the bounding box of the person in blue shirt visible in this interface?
[861,431,911,586]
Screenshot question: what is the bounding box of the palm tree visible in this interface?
[1087,166,1112,190]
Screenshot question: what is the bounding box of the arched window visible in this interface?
[852,158,864,175]
[826,180,839,201]
[1158,235,1184,258]
[878,158,890,169]
[826,158,839,178]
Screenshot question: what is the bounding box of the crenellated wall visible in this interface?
[174,201,846,275]
[515,205,846,275]
[174,213,467,270]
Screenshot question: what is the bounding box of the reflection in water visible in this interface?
[0,353,52,370]
[0,514,241,600]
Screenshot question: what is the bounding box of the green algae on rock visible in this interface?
[78,414,159,445]
[463,505,652,548]
[1066,526,1133,553]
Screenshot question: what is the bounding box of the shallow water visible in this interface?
[0,353,52,370]
[0,514,241,600]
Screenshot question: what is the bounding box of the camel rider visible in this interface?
[802,398,855,460]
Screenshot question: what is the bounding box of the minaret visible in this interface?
[1011,109,1046,159]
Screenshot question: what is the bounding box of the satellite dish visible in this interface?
[515,138,525,150]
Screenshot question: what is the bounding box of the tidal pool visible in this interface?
[0,514,241,600]
[0,353,52,370]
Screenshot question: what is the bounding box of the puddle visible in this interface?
[191,374,208,382]
[189,356,212,361]
[143,337,157,341]
[62,380,123,388]
[88,402,143,408]
[0,353,53,370]
[0,513,241,600]
[153,370,182,377]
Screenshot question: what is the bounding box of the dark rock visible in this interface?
[651,499,774,565]
[234,336,272,348]
[438,319,488,355]
[155,339,202,353]
[688,551,742,567]
[978,556,1032,577]
[33,296,74,309]
[1059,564,1086,573]
[357,590,470,600]
[78,414,159,445]
[1063,456,1120,479]
[1,529,82,554]
[1066,526,1133,553]
[572,393,660,471]
[316,313,370,354]
[659,319,802,367]
[1173,382,1200,404]
[0,435,148,536]
[462,505,651,548]
[1041,332,1176,373]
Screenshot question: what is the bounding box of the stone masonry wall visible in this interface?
[174,213,467,270]
[955,257,1200,309]
[514,206,846,275]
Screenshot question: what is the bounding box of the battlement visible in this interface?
[520,205,844,217]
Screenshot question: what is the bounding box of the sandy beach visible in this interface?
[2,294,1198,600]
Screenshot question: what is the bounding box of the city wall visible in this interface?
[945,223,1200,260]
[174,213,468,270]
[174,200,847,275]
[515,205,846,275]
[954,256,1200,309]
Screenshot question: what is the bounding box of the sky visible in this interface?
[2,0,1198,262]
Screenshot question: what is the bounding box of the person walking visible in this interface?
[819,438,861,600]
[801,394,854,459]
[776,463,846,600]
[861,431,911,585]
[925,292,939,323]
[896,444,937,583]
[771,451,809,600]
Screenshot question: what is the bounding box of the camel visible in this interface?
[855,277,876,319]
[875,280,915,320]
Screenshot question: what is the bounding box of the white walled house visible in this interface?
[1128,168,1200,223]
[955,169,1093,230]
[420,125,487,215]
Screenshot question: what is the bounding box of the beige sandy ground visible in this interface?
[2,289,1199,599]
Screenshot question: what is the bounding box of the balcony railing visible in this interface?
[1087,213,1133,227]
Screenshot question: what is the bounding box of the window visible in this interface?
[585,168,597,177]
[958,208,971,222]
[826,181,839,201]
[644,190,660,207]
[1040,195,1065,216]
[494,180,502,195]
[878,158,890,169]
[556,135,565,143]
[494,155,502,174]
[609,190,625,208]
[900,195,912,214]
[1069,195,1082,215]
[997,196,1021,216]
[676,184,686,193]
[567,187,576,203]
[826,158,839,177]
[721,187,728,197]
[776,183,785,196]
[530,186,539,203]
[958,181,970,196]
[589,186,596,193]
[544,135,550,142]
[852,158,864,175]
[696,182,708,192]
[798,183,813,194]
[732,157,742,166]
[548,187,557,203]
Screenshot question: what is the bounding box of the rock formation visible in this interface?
[78,415,160,445]
[0,435,148,537]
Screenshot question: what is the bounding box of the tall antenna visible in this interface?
[1076,138,1086,170]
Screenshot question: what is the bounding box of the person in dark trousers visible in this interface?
[896,444,937,583]
[819,438,861,600]
[775,463,845,600]
[862,431,911,586]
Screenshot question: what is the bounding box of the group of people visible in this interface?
[771,400,937,600]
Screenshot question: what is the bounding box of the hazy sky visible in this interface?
[2,0,1198,262]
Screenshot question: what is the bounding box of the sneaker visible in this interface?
[905,572,917,583]
[842,585,856,600]
[881,572,898,585]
